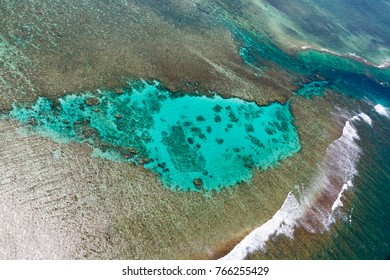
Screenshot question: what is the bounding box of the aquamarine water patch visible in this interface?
[9,81,301,192]
[294,80,328,99]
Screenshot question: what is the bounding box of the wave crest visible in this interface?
[300,45,390,70]
[221,112,372,260]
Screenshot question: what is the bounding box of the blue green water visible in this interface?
[327,117,390,260]
[225,16,390,260]
[232,26,390,104]
[9,80,301,192]
[264,0,390,64]
[293,80,328,99]
[1,0,389,260]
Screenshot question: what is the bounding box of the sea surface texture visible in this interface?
[0,0,389,260]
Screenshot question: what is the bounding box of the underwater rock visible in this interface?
[193,178,203,189]
[115,88,123,95]
[187,137,194,144]
[28,117,37,126]
[138,157,151,164]
[84,97,100,106]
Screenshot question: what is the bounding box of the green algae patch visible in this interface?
[9,81,301,192]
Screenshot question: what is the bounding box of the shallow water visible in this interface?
[1,0,389,260]
[218,2,390,259]
[233,26,390,104]
[293,80,328,99]
[246,112,390,260]
[264,0,390,64]
[9,81,301,192]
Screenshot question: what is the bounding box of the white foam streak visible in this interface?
[342,121,360,141]
[220,192,303,260]
[321,115,363,228]
[222,112,369,260]
[326,113,371,215]
[331,180,353,212]
[378,60,390,69]
[354,113,372,126]
[374,104,389,118]
[300,45,390,69]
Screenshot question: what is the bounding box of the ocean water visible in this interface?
[242,111,390,260]
[9,80,300,192]
[322,114,390,259]
[232,25,390,104]
[1,0,389,260]
[217,2,390,259]
[264,0,390,64]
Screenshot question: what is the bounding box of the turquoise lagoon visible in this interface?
[9,81,301,192]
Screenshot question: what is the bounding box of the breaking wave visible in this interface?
[374,104,390,118]
[221,112,372,260]
[300,45,390,69]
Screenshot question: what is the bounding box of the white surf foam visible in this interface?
[349,207,354,224]
[319,115,363,228]
[331,180,353,212]
[342,120,360,141]
[353,113,372,126]
[300,45,390,69]
[325,113,371,217]
[222,112,369,260]
[220,192,304,260]
[374,104,389,118]
[378,60,390,69]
